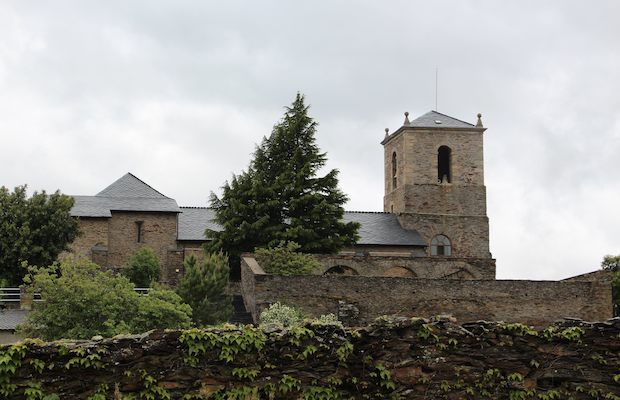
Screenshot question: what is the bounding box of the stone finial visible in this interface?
[384,128,389,138]
[403,111,411,126]
[476,113,483,127]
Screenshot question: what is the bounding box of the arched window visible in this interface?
[438,146,451,183]
[430,234,452,256]
[392,152,398,189]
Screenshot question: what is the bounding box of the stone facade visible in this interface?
[397,213,490,258]
[69,217,109,259]
[106,211,178,269]
[70,211,183,283]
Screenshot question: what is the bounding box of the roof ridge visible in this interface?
[429,110,475,127]
[95,172,171,199]
[125,172,172,199]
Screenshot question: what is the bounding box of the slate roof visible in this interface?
[178,207,221,241]
[71,173,180,217]
[97,173,170,198]
[0,309,28,331]
[409,110,476,129]
[177,208,425,247]
[343,211,426,246]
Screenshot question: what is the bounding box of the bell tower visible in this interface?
[382,110,491,259]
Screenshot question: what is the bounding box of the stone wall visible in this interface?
[313,254,495,279]
[69,217,109,259]
[106,211,178,269]
[180,242,208,263]
[241,257,611,327]
[398,213,491,258]
[1,318,620,399]
[383,127,486,211]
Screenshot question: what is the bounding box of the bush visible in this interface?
[255,241,321,276]
[124,247,160,287]
[18,258,192,340]
[259,302,342,329]
[259,302,305,327]
[176,252,233,326]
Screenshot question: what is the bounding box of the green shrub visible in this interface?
[255,242,321,276]
[259,302,305,327]
[124,247,160,287]
[18,258,192,340]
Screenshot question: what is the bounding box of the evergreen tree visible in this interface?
[206,93,359,257]
[176,253,233,326]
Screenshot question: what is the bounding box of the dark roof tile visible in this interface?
[409,110,475,129]
[70,173,180,216]
[177,208,425,247]
[0,309,28,330]
[343,211,425,246]
[178,207,221,241]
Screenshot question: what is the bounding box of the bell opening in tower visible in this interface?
[438,145,451,183]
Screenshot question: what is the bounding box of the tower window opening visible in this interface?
[392,152,397,189]
[431,234,451,256]
[438,145,451,183]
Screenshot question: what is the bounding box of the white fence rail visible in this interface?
[0,287,150,304]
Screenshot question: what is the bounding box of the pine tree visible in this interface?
[206,93,359,257]
[176,253,233,326]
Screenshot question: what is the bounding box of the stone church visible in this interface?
[69,110,496,283]
[67,110,612,324]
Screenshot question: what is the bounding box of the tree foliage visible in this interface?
[18,258,192,340]
[255,241,321,276]
[124,246,161,287]
[602,254,620,316]
[206,93,359,258]
[176,253,233,326]
[0,185,78,285]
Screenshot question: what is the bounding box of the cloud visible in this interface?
[1,0,619,280]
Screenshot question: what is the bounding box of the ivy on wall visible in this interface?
[1,317,619,399]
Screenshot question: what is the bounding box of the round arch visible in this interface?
[323,265,359,276]
[384,266,416,278]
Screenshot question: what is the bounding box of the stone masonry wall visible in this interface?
[398,213,491,258]
[401,183,487,215]
[106,211,178,269]
[312,254,496,279]
[69,217,109,259]
[241,257,611,327]
[383,127,486,212]
[2,318,620,399]
[405,129,485,186]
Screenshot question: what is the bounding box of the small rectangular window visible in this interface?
[135,221,144,243]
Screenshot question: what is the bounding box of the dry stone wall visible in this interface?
[1,318,620,399]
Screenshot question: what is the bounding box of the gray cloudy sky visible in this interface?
[1,1,619,280]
